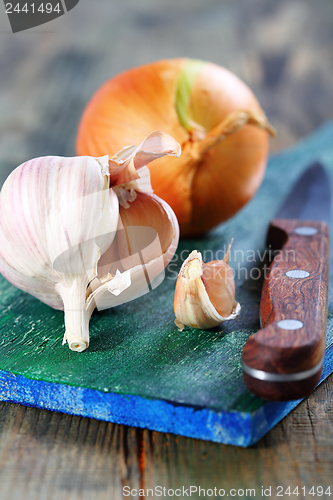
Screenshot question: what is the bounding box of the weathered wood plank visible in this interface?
[0,375,332,499]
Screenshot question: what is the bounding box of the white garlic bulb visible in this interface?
[0,131,180,351]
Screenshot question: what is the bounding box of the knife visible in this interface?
[241,162,330,401]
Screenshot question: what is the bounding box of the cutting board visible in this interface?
[1,122,333,447]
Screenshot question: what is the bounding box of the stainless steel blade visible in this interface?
[276,162,331,227]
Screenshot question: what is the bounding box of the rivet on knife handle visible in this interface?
[242,219,329,401]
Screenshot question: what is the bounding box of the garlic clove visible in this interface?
[92,134,180,311]
[92,192,179,311]
[200,241,235,317]
[174,250,240,330]
[201,260,236,318]
[117,193,174,266]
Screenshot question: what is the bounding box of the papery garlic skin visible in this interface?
[0,155,115,309]
[0,155,118,352]
[90,131,180,313]
[0,132,181,352]
[90,190,180,312]
[174,250,240,330]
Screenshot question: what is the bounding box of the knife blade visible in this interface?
[241,162,330,401]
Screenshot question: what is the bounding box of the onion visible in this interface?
[76,58,275,237]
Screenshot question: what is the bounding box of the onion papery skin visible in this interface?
[76,58,272,237]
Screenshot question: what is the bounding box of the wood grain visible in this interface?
[242,219,329,400]
[0,383,333,500]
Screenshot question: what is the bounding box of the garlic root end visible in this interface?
[68,339,89,353]
[63,306,90,352]
[57,281,92,353]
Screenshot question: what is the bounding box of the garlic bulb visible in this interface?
[174,248,240,330]
[0,131,180,352]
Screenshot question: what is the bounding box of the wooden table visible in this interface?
[0,0,333,498]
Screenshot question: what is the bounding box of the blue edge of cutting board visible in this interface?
[1,352,333,448]
[1,121,333,447]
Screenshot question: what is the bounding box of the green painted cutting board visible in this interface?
[1,122,333,446]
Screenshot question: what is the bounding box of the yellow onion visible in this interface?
[76,58,275,237]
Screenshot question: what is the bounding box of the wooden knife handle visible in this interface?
[242,219,329,401]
